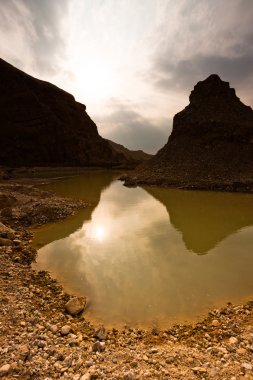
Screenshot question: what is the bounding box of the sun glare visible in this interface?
[92,225,107,242]
[75,60,118,101]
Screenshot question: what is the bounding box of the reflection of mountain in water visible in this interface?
[33,171,118,248]
[144,187,253,254]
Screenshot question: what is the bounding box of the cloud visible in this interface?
[0,0,70,74]
[154,53,253,92]
[96,102,171,154]
[150,0,253,103]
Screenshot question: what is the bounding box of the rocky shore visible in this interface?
[0,177,253,379]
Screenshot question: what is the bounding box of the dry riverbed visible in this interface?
[0,178,253,379]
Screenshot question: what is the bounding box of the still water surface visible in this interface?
[33,171,253,327]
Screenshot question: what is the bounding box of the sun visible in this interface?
[92,225,107,242]
[75,59,118,101]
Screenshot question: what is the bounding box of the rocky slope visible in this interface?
[106,140,152,164]
[123,74,253,191]
[0,59,123,167]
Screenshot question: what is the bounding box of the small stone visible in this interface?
[229,337,238,344]
[123,372,135,380]
[94,326,107,340]
[241,363,253,371]
[19,344,30,361]
[209,367,219,377]
[0,222,15,238]
[149,348,158,354]
[37,341,46,348]
[0,364,11,376]
[50,325,58,334]
[237,348,247,354]
[65,297,86,316]
[211,319,220,327]
[80,373,91,380]
[56,353,64,361]
[61,325,71,336]
[248,345,253,352]
[85,360,94,367]
[13,239,22,245]
[92,341,104,353]
[192,367,207,374]
[0,237,12,246]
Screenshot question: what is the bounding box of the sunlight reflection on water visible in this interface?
[33,172,253,327]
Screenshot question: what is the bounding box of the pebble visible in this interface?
[80,373,91,380]
[149,348,158,354]
[94,326,107,340]
[61,325,71,336]
[192,366,207,374]
[237,348,247,354]
[92,341,104,352]
[0,364,11,375]
[50,325,58,334]
[123,371,135,380]
[19,344,30,361]
[229,337,238,344]
[211,319,220,327]
[241,363,253,371]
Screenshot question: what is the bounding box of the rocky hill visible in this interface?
[123,74,253,191]
[106,139,152,164]
[0,59,123,167]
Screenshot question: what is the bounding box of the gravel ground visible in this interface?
[0,179,253,379]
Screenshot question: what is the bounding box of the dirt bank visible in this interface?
[0,177,253,379]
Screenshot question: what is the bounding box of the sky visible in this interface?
[0,0,253,154]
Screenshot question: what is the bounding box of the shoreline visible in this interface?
[120,174,253,194]
[1,175,253,379]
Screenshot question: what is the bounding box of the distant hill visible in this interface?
[0,58,124,167]
[124,74,253,192]
[106,139,152,164]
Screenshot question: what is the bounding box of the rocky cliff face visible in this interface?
[124,74,253,191]
[106,139,152,164]
[0,59,121,167]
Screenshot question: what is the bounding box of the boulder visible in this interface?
[65,297,86,316]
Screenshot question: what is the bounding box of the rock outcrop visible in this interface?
[0,59,122,167]
[124,74,253,191]
[106,139,152,164]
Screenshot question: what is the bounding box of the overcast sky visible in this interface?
[1,0,253,153]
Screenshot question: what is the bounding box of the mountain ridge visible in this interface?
[0,59,134,168]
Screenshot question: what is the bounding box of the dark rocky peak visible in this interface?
[123,74,253,191]
[173,74,253,139]
[189,74,238,104]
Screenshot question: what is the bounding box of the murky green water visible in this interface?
[33,171,253,327]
